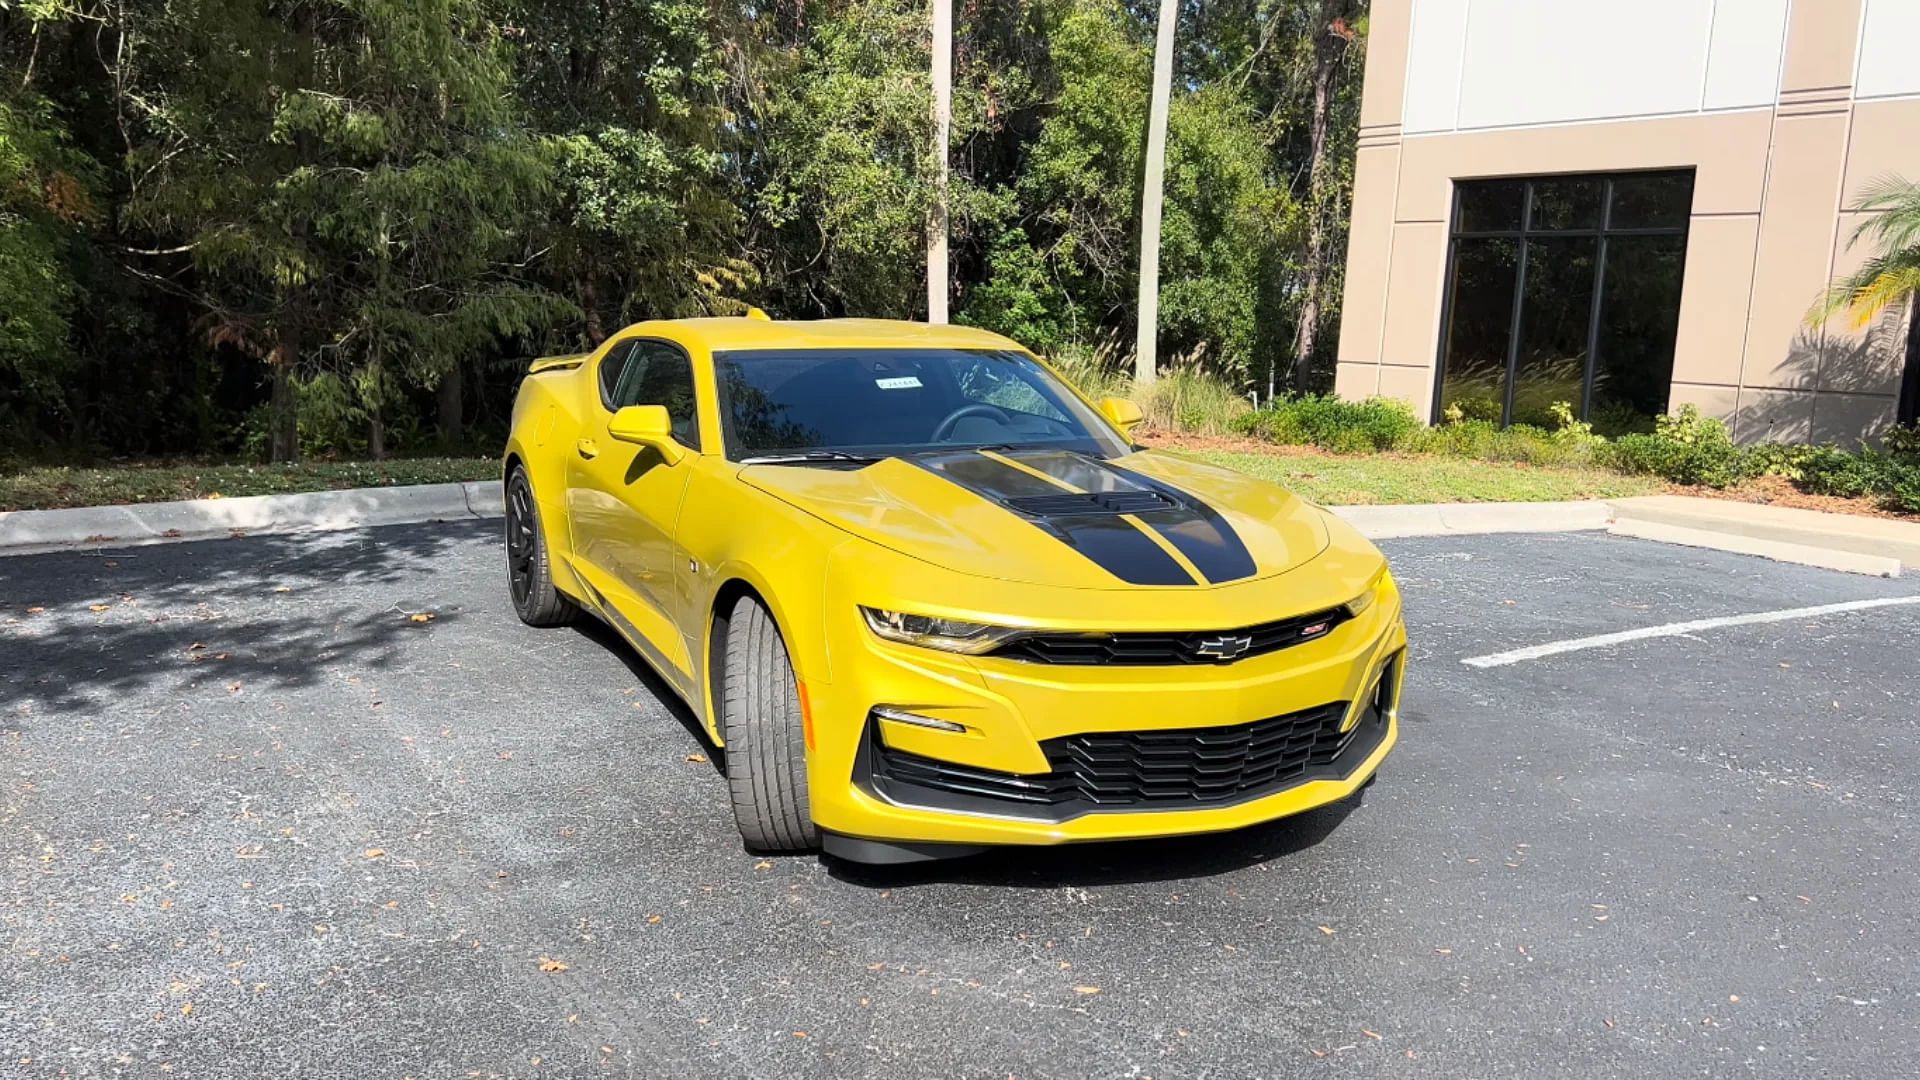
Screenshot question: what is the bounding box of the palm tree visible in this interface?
[1809,175,1920,328]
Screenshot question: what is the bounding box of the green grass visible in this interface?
[1187,449,1663,505]
[0,458,500,512]
[1,447,1660,514]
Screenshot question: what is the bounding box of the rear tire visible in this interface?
[720,595,818,852]
[505,466,577,628]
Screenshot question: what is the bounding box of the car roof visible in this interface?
[615,316,1026,353]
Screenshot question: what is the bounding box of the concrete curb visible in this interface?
[1608,517,1902,578]
[0,481,1905,582]
[2,482,1619,556]
[1330,500,1613,539]
[0,481,504,556]
[1609,494,1920,572]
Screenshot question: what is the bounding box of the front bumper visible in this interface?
[803,560,1408,850]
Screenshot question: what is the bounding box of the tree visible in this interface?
[742,0,940,319]
[503,0,746,345]
[119,0,560,461]
[1809,176,1920,329]
[0,93,94,434]
[1288,1,1360,393]
[957,0,1295,384]
[0,0,1378,460]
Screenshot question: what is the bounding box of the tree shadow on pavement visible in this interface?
[5,604,468,714]
[0,519,496,614]
[824,789,1367,889]
[1,521,492,712]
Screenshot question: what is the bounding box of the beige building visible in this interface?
[1334,0,1920,442]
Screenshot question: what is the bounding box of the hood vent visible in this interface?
[1002,490,1178,518]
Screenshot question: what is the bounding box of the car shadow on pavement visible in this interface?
[823,789,1366,889]
[567,614,728,777]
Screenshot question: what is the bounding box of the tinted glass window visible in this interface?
[713,348,1126,462]
[1511,236,1598,428]
[1591,235,1686,432]
[1529,178,1604,231]
[611,342,701,449]
[1455,180,1526,232]
[597,341,635,410]
[1608,172,1693,230]
[1436,237,1519,423]
[1438,171,1693,431]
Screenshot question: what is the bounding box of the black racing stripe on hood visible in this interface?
[911,452,1195,586]
[1115,472,1259,585]
[978,450,1259,586]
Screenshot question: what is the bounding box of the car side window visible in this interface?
[611,341,702,451]
[598,341,636,411]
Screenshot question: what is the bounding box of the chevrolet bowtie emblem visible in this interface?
[1194,634,1254,661]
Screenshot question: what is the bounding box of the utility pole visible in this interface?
[1133,0,1178,383]
[927,0,953,323]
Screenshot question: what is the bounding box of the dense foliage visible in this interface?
[0,0,1366,462]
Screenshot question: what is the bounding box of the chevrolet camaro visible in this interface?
[502,314,1406,863]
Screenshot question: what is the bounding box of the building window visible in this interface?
[1435,170,1694,433]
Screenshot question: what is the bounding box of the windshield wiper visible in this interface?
[738,450,885,465]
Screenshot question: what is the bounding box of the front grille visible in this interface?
[987,605,1351,665]
[863,657,1396,822]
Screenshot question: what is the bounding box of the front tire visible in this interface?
[720,595,818,852]
[505,466,576,628]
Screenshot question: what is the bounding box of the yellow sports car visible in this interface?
[503,315,1405,863]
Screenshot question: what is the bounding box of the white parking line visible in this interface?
[1461,595,1920,668]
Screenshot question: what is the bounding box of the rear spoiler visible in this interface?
[527,353,587,375]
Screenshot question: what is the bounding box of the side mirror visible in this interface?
[1099,397,1145,435]
[607,405,685,464]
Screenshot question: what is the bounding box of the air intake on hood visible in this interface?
[1002,491,1178,517]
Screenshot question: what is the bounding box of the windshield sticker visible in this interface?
[874,376,923,390]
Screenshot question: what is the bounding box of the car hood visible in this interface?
[740,448,1329,590]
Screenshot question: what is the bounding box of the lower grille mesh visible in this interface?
[865,657,1396,822]
[1044,703,1352,806]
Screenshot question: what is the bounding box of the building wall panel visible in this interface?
[1857,0,1920,100]
[1703,0,1792,110]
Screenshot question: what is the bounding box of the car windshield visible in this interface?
[713,348,1130,462]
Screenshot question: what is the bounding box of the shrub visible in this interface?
[1889,468,1920,513]
[1745,442,1825,481]
[1797,446,1879,498]
[1796,445,1920,511]
[1048,341,1133,404]
[1598,405,1747,488]
[1136,368,1251,436]
[1043,347,1251,436]
[1227,409,1272,438]
[1442,396,1502,424]
[1885,422,1920,462]
[1407,418,1500,457]
[1248,394,1421,453]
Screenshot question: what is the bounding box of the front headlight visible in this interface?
[1345,567,1389,617]
[860,607,1025,654]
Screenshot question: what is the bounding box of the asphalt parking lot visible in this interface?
[4,522,1918,1079]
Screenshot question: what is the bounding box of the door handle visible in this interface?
[576,438,598,460]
